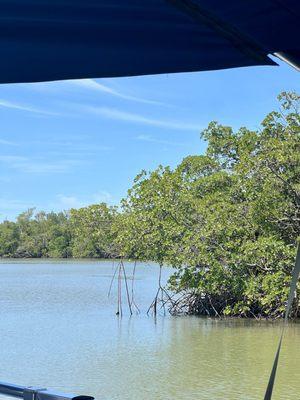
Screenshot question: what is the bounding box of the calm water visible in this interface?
[0,260,299,400]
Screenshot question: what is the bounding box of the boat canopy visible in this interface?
[0,0,299,84]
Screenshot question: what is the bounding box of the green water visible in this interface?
[0,260,298,400]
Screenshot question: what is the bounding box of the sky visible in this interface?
[0,58,299,221]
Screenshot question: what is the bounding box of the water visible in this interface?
[0,260,299,400]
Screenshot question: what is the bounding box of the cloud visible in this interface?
[56,195,84,209]
[0,198,35,221]
[0,139,18,146]
[17,160,81,174]
[0,154,81,174]
[0,176,11,183]
[28,78,165,106]
[56,191,112,210]
[0,135,112,175]
[0,198,33,211]
[31,139,113,155]
[71,79,166,105]
[0,155,27,163]
[136,134,186,146]
[81,105,201,131]
[50,142,112,153]
[0,99,59,116]
[0,191,113,221]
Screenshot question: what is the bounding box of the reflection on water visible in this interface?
[0,260,298,400]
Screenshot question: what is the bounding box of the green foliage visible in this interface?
[0,220,20,257]
[115,92,300,318]
[70,203,117,258]
[2,209,72,258]
[0,204,118,259]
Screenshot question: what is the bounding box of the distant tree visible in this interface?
[45,212,72,258]
[14,208,38,257]
[3,209,72,258]
[0,220,20,257]
[70,203,118,258]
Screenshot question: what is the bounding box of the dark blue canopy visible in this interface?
[0,0,299,83]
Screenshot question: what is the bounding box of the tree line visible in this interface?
[0,203,117,259]
[0,92,299,318]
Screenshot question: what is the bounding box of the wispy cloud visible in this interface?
[0,191,113,221]
[0,99,59,116]
[0,198,33,211]
[56,191,112,209]
[18,160,81,174]
[80,105,201,131]
[0,138,18,146]
[28,137,113,158]
[32,139,112,153]
[0,155,81,174]
[28,78,165,106]
[136,134,186,146]
[69,79,165,105]
[0,155,26,163]
[0,135,112,175]
[0,198,35,220]
[0,176,11,183]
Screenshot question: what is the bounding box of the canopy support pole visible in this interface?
[263,243,300,399]
[273,52,300,71]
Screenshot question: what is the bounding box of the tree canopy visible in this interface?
[115,92,300,318]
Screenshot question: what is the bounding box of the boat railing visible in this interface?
[0,382,94,400]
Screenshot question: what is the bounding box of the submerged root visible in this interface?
[168,291,223,317]
[108,259,141,316]
[147,264,175,316]
[130,261,140,314]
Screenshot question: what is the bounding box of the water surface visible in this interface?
[0,260,299,400]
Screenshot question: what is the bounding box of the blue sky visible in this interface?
[0,59,299,221]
